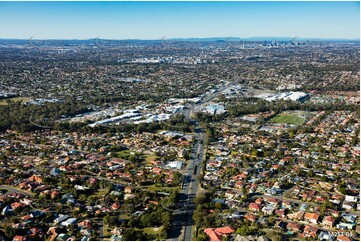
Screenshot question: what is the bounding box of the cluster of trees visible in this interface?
[139,206,171,228]
[119,204,171,240]
[162,113,194,132]
[204,126,221,146]
[107,190,180,240]
[121,228,152,241]
[194,112,227,123]
[192,191,225,230]
[236,224,259,236]
[0,98,89,132]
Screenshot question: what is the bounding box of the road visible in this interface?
[167,123,205,241]
[168,85,228,241]
[0,185,34,197]
[183,129,205,241]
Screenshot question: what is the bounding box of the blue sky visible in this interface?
[0,1,359,39]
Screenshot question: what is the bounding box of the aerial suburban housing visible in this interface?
[0,1,359,241]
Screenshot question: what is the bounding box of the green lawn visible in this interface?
[103,224,113,237]
[119,214,130,220]
[116,151,160,163]
[94,189,108,196]
[115,150,133,159]
[142,184,179,193]
[270,113,305,125]
[143,154,160,163]
[143,226,163,235]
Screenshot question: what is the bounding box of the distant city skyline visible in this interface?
[0,1,359,40]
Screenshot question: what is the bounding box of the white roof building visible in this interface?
[61,218,77,227]
[257,92,308,102]
[166,161,183,170]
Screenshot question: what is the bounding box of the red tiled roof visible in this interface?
[337,235,352,241]
[204,228,222,241]
[304,213,320,221]
[249,203,262,211]
[204,226,234,241]
[245,213,256,222]
[214,226,235,234]
[13,235,25,241]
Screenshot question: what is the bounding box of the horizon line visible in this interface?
[1,36,360,41]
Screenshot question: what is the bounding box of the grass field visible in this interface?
[143,154,160,162]
[143,226,163,235]
[0,97,32,105]
[269,113,305,125]
[115,151,159,163]
[142,184,179,193]
[115,150,133,159]
[103,224,112,237]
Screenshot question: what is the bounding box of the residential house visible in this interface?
[275,209,286,218]
[13,235,27,241]
[345,195,358,203]
[304,213,320,224]
[266,197,279,206]
[337,222,354,230]
[111,202,121,210]
[300,203,308,211]
[224,190,237,200]
[322,216,335,227]
[255,197,264,205]
[288,211,305,221]
[303,226,318,238]
[124,186,133,194]
[342,201,354,210]
[204,226,235,241]
[11,202,24,211]
[262,204,275,216]
[244,213,257,222]
[326,209,340,218]
[337,235,352,241]
[286,222,302,233]
[282,200,292,209]
[342,214,356,223]
[318,231,335,241]
[248,203,262,212]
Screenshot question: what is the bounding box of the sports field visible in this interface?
[269,113,305,125]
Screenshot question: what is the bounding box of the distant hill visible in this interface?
[0,37,359,44]
[168,37,360,42]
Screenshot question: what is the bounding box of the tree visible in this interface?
[108,216,119,226]
[3,224,16,239]
[193,205,205,228]
[338,187,347,195]
[196,231,209,241]
[103,214,110,225]
[214,202,222,210]
[195,196,206,206]
[251,149,259,157]
[140,213,153,227]
[172,172,183,186]
[236,225,257,236]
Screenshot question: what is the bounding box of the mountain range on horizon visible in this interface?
[0,36,359,43]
